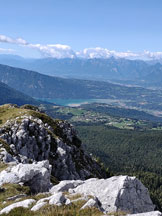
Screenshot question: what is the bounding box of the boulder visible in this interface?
[0,199,35,215]
[49,192,66,206]
[72,176,154,214]
[0,112,107,180]
[0,160,52,193]
[50,176,155,214]
[33,192,69,208]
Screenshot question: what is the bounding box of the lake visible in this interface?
[38,98,97,107]
[38,98,125,107]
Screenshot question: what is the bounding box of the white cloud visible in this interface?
[76,48,162,60]
[1,34,162,60]
[76,47,139,59]
[0,48,15,53]
[141,50,162,60]
[29,44,76,58]
[0,35,28,45]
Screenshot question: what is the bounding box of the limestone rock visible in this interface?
[50,180,83,194]
[81,197,101,210]
[49,192,66,206]
[0,160,52,193]
[34,192,69,208]
[0,199,35,215]
[127,211,162,216]
[31,202,46,211]
[0,148,16,163]
[73,176,154,214]
[0,111,107,180]
[49,176,155,214]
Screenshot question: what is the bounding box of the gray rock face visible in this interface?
[0,160,52,193]
[0,114,107,180]
[0,116,51,163]
[50,176,155,214]
[0,199,35,215]
[0,147,16,163]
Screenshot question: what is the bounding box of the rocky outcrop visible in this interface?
[0,106,107,180]
[0,161,160,215]
[49,176,155,214]
[0,105,161,215]
[0,160,52,193]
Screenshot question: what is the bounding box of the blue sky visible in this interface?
[0,0,162,58]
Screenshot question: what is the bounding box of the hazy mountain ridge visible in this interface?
[1,55,162,88]
[1,64,162,113]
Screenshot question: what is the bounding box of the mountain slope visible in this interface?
[0,104,107,180]
[1,64,162,112]
[0,81,39,106]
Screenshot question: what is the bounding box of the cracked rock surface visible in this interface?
[0,160,52,193]
[0,108,107,180]
[50,176,155,214]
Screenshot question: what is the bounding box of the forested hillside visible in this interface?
[43,103,162,211]
[1,64,162,112]
[0,81,39,106]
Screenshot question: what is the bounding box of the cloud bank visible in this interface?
[0,35,28,45]
[76,47,139,59]
[29,44,76,58]
[0,48,15,53]
[0,34,162,60]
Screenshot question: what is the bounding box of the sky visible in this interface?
[0,0,162,59]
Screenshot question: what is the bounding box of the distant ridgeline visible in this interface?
[1,55,162,88]
[1,64,162,112]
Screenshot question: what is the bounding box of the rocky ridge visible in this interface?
[0,104,107,180]
[0,104,161,216]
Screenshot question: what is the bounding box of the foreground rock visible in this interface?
[0,168,160,215]
[0,160,52,193]
[0,199,35,215]
[50,176,155,214]
[0,105,107,180]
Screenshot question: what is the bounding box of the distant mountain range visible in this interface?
[1,64,162,112]
[0,81,39,106]
[1,54,162,88]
